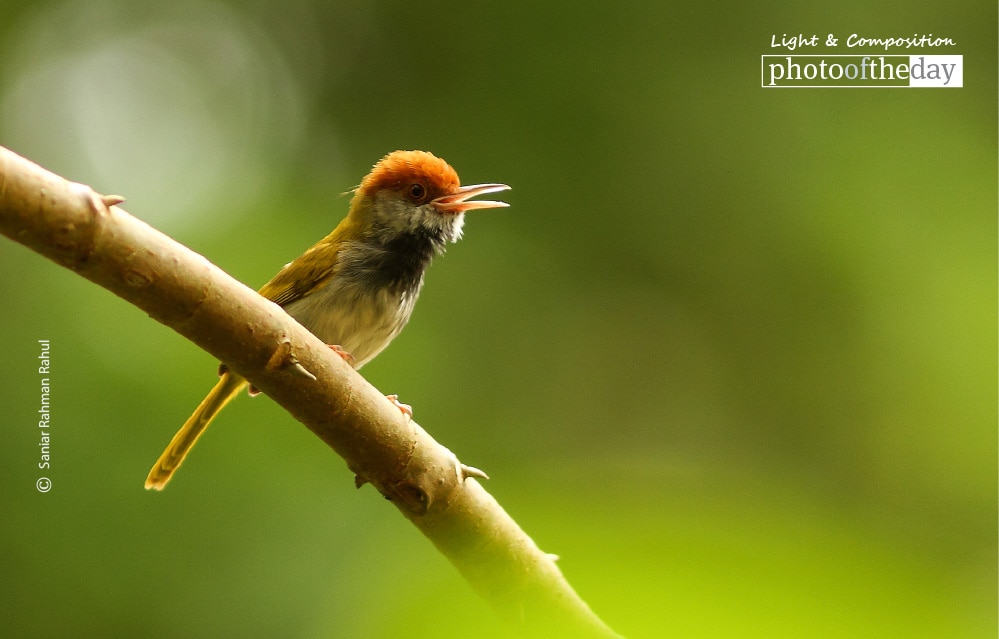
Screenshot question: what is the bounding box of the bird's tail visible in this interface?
[145,371,247,490]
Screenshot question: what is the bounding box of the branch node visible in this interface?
[123,268,152,288]
[394,481,429,514]
[51,228,78,254]
[266,337,316,380]
[74,183,111,218]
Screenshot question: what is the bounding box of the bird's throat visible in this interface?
[356,228,443,296]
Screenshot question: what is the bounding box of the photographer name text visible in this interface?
[36,339,52,492]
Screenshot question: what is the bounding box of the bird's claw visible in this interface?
[386,394,413,419]
[327,344,355,367]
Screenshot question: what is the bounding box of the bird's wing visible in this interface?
[258,205,365,307]
[258,239,341,307]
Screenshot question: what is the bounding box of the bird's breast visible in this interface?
[281,237,434,368]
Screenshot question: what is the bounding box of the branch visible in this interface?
[0,146,622,638]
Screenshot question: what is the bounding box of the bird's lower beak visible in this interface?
[433,183,511,214]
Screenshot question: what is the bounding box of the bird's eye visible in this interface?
[409,183,426,201]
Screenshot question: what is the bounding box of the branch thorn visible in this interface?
[460,463,490,481]
[266,337,316,380]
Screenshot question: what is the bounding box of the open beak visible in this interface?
[432,183,511,214]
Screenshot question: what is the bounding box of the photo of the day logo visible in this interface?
[762,55,962,88]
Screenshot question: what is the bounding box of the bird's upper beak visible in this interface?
[432,183,511,214]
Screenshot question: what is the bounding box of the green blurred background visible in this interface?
[0,1,995,637]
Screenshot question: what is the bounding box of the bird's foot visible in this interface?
[326,344,355,367]
[218,362,263,397]
[386,394,413,419]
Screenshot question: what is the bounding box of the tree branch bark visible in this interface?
[0,145,622,638]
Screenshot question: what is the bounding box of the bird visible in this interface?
[144,150,510,490]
